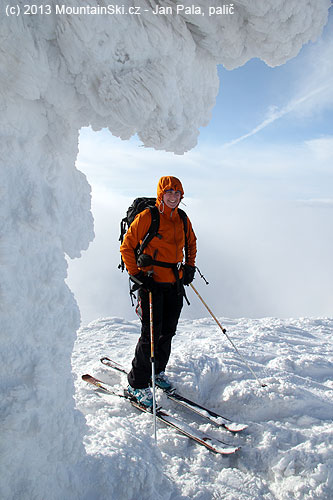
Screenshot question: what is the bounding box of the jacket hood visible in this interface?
[156,176,184,204]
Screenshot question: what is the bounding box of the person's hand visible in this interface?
[130,271,154,291]
[183,265,196,286]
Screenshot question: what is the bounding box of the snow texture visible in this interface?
[0,1,331,498]
[73,315,333,499]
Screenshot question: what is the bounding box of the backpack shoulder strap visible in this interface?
[178,208,188,262]
[178,208,187,231]
[137,206,160,257]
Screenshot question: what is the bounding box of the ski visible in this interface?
[82,373,239,455]
[162,391,247,433]
[100,356,248,433]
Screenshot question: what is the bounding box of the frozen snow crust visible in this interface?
[0,1,331,499]
[74,316,333,500]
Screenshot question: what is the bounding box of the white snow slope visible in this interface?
[73,314,333,500]
[0,1,331,499]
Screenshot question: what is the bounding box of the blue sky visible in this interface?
[203,10,333,147]
[68,10,333,324]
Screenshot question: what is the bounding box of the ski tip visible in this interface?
[82,374,91,381]
[221,446,241,455]
[202,438,241,455]
[213,416,248,432]
[100,356,121,366]
[225,423,248,432]
[165,387,177,395]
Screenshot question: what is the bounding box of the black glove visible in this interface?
[130,271,154,291]
[182,265,196,286]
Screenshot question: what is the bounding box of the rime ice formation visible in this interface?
[0,1,331,498]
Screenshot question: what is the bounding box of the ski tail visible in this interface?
[100,357,127,374]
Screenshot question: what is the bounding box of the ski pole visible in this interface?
[149,290,157,441]
[189,283,267,388]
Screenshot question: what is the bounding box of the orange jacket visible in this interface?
[120,176,197,283]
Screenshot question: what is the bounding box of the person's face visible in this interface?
[163,189,182,209]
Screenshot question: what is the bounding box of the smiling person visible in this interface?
[120,176,197,408]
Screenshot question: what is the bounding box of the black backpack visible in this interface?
[118,197,188,272]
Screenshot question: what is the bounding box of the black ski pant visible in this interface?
[128,283,183,389]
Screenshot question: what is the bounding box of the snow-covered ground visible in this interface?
[72,312,333,500]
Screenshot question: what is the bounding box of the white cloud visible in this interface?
[297,198,333,208]
[76,127,333,212]
[305,136,333,162]
[77,127,204,198]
